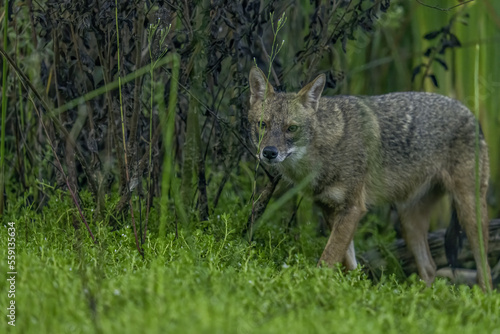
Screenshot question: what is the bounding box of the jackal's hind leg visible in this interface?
[450,149,492,291]
[452,190,492,290]
[397,190,442,285]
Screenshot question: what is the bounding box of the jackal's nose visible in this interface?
[262,146,279,160]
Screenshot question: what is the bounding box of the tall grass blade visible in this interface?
[159,54,187,236]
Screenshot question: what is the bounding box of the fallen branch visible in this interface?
[243,174,282,241]
[359,219,500,286]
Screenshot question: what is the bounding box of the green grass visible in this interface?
[1,193,499,333]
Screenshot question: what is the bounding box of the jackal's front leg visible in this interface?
[318,204,366,269]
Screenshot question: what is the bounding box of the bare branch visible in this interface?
[416,0,475,12]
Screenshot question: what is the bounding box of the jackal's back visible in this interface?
[315,92,488,205]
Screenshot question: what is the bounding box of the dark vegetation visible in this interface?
[3,0,400,241]
[3,0,498,238]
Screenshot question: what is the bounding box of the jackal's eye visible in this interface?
[258,121,267,129]
[287,125,298,133]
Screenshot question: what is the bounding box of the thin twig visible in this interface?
[258,36,281,86]
[416,0,475,12]
[243,173,282,241]
[115,0,143,258]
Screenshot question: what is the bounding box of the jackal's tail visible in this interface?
[444,206,464,269]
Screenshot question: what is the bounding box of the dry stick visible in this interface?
[213,149,244,209]
[202,111,216,162]
[126,8,146,227]
[138,122,162,176]
[13,16,30,195]
[115,0,143,258]
[199,80,225,164]
[415,0,475,12]
[0,47,96,242]
[287,196,303,231]
[13,113,27,190]
[70,24,100,199]
[143,105,155,244]
[193,103,210,221]
[143,98,156,244]
[244,174,282,241]
[96,40,125,221]
[197,156,209,221]
[197,90,223,219]
[129,8,145,243]
[258,36,281,86]
[419,49,438,91]
[127,7,145,151]
[360,219,500,283]
[53,31,80,230]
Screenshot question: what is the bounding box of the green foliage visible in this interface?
[1,196,499,333]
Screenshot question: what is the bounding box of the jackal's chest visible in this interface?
[277,157,320,185]
[313,185,347,206]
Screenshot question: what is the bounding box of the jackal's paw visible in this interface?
[417,263,436,287]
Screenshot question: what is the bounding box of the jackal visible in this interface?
[247,67,492,290]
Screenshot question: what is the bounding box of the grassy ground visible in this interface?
[1,193,499,334]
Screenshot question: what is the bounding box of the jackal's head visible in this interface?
[248,67,325,167]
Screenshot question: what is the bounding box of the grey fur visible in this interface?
[248,67,492,290]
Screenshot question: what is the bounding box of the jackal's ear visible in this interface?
[249,67,275,106]
[297,74,325,110]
